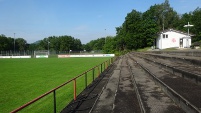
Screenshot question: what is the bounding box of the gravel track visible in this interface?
[130,52,201,110]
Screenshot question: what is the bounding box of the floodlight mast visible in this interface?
[48,41,50,55]
[14,33,15,55]
[184,22,194,36]
[105,29,106,44]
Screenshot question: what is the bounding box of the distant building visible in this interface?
[156,29,192,49]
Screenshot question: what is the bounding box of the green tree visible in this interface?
[191,8,201,42]
[176,13,192,31]
[103,36,117,53]
[119,9,143,50]
[0,34,9,51]
[85,38,105,51]
[72,39,82,51]
[15,38,27,51]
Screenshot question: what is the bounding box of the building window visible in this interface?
[166,34,168,38]
[163,34,165,38]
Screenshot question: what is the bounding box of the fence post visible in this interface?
[104,61,105,70]
[92,68,95,81]
[98,66,100,77]
[85,72,87,88]
[106,61,108,69]
[73,79,76,100]
[101,64,102,73]
[53,90,56,113]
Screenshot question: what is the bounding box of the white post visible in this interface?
[184,22,194,48]
[184,22,194,36]
[188,22,189,36]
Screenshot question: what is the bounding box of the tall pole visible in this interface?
[163,14,164,31]
[162,4,168,31]
[162,5,164,31]
[184,22,194,36]
[14,33,15,55]
[184,22,194,48]
[48,41,50,55]
[105,29,106,44]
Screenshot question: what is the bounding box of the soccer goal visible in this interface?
[34,50,49,58]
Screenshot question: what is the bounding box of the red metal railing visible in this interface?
[10,58,114,113]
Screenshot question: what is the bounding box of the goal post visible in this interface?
[34,50,49,58]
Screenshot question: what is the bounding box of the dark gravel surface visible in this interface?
[131,52,201,110]
[128,55,184,113]
[113,57,141,113]
[162,76,201,108]
[139,53,201,75]
[61,52,201,113]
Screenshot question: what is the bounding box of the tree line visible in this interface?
[1,0,201,54]
[0,35,82,52]
[29,36,82,52]
[86,0,201,53]
[0,34,27,51]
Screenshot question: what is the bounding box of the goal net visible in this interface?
[34,50,49,58]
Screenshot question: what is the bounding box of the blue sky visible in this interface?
[0,0,201,44]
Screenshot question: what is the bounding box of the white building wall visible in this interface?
[189,38,191,47]
[156,30,190,49]
[183,37,191,48]
[183,39,187,48]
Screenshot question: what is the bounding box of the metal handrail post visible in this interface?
[101,64,102,73]
[73,79,77,100]
[85,72,87,88]
[53,90,56,113]
[92,68,95,81]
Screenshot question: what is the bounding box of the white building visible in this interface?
[156,29,192,49]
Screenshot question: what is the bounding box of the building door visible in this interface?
[180,39,183,48]
[186,39,189,48]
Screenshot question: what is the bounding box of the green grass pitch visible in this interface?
[0,57,111,113]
